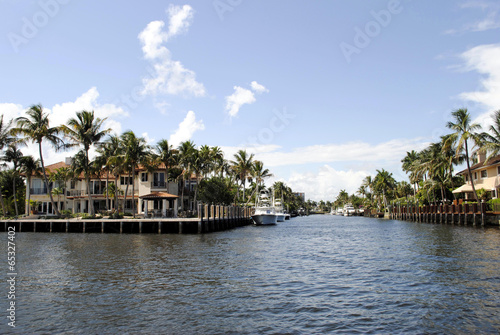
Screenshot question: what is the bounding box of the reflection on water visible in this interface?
[4,216,500,334]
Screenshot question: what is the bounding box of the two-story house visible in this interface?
[25,158,186,217]
[452,150,500,200]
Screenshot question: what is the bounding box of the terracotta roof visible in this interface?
[139,192,179,199]
[457,154,500,174]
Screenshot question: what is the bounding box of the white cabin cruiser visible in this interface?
[343,203,356,216]
[252,191,278,225]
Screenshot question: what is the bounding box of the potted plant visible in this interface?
[29,200,41,214]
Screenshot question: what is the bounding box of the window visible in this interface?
[474,172,478,180]
[153,172,165,187]
[141,173,148,182]
[465,174,468,182]
[497,166,500,175]
[120,176,133,185]
[481,170,487,178]
[70,180,76,189]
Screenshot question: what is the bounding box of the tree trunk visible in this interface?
[465,140,479,202]
[26,176,30,215]
[123,171,131,214]
[105,170,109,211]
[39,142,60,216]
[114,176,119,212]
[132,167,136,218]
[12,171,18,216]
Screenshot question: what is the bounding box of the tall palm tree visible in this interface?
[249,160,273,204]
[178,141,196,210]
[480,110,500,162]
[19,155,41,215]
[60,110,110,215]
[50,166,72,211]
[156,139,177,193]
[401,150,420,196]
[0,115,15,215]
[120,131,151,217]
[12,104,63,215]
[446,108,482,202]
[99,134,123,211]
[373,169,396,207]
[230,150,254,203]
[2,144,24,215]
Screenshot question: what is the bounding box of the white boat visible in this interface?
[284,213,291,220]
[252,191,278,225]
[336,208,343,215]
[343,203,356,216]
[274,199,286,222]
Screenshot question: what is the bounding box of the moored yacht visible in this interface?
[274,198,286,222]
[343,203,356,216]
[251,190,278,225]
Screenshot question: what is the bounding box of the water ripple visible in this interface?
[4,216,500,334]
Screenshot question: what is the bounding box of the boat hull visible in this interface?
[252,214,278,225]
[276,214,286,222]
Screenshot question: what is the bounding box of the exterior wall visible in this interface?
[461,163,500,199]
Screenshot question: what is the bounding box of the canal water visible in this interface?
[3,215,500,334]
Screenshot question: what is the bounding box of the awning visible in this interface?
[452,179,498,194]
[139,192,179,200]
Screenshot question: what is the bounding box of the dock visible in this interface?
[0,204,253,234]
[389,202,500,226]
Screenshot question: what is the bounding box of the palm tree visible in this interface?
[249,160,273,204]
[480,110,500,162]
[51,187,63,212]
[373,169,396,207]
[120,131,151,217]
[446,108,482,202]
[230,150,254,203]
[0,115,15,215]
[2,144,24,215]
[19,155,41,215]
[156,139,177,193]
[401,150,420,196]
[99,134,124,211]
[178,141,196,210]
[12,104,64,215]
[60,110,110,216]
[50,166,72,211]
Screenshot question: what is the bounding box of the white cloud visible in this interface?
[445,2,500,34]
[142,132,155,145]
[457,44,500,128]
[166,4,194,38]
[225,86,256,117]
[138,5,206,97]
[250,81,269,94]
[168,110,205,147]
[282,166,370,201]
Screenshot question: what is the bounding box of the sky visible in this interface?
[1,0,500,201]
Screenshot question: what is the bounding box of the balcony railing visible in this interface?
[67,189,136,197]
[151,181,167,189]
[30,188,48,195]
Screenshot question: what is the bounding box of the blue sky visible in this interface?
[1,0,500,200]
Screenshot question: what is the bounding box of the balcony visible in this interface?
[151,181,167,189]
[30,188,48,195]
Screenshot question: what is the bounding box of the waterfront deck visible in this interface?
[0,204,253,234]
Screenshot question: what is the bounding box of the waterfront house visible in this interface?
[22,158,190,217]
[452,151,500,200]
